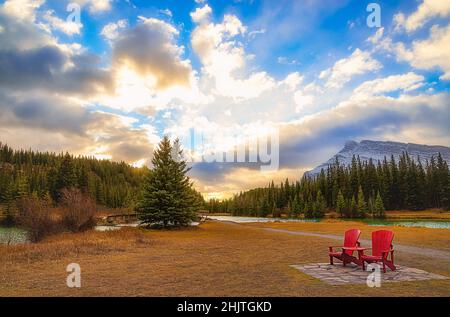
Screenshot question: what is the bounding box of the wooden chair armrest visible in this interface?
[329,246,342,252]
[381,248,394,258]
[342,246,363,250]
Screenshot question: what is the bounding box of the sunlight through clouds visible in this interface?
[0,0,449,198]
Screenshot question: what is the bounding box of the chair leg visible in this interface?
[384,260,396,272]
[361,260,365,271]
[382,261,386,273]
[330,256,333,265]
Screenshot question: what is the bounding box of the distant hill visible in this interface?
[306,140,450,177]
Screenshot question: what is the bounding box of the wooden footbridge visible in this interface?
[103,213,209,224]
[105,213,142,224]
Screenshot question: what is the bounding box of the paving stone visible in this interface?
[290,263,449,286]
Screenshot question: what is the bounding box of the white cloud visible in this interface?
[191,6,275,100]
[367,27,384,44]
[43,10,83,35]
[101,19,128,41]
[73,0,112,13]
[394,0,450,33]
[113,17,193,90]
[320,49,382,89]
[90,0,111,12]
[159,9,172,18]
[395,24,450,80]
[353,72,425,97]
[294,91,315,113]
[248,28,266,39]
[277,56,299,65]
[281,72,303,91]
[190,4,212,24]
[2,0,43,21]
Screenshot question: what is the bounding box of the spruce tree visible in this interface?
[292,195,302,217]
[137,137,200,227]
[336,190,345,217]
[350,196,357,218]
[374,191,386,219]
[55,153,77,200]
[314,191,326,218]
[356,186,368,218]
[304,194,314,218]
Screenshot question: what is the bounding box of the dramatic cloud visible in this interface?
[0,0,449,199]
[113,17,193,90]
[2,0,43,21]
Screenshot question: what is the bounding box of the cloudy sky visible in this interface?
[0,0,449,199]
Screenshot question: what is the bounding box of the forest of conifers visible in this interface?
[208,153,450,218]
[0,142,146,209]
[2,141,450,219]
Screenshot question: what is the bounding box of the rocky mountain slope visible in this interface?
[306,140,450,177]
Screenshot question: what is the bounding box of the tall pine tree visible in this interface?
[137,137,200,227]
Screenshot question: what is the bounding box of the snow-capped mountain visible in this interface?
[305,140,450,177]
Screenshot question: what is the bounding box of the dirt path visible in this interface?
[216,221,450,261]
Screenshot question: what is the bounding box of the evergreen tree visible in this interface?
[137,137,200,227]
[374,191,386,218]
[356,186,368,218]
[304,194,314,218]
[350,196,357,218]
[314,191,326,218]
[291,195,302,217]
[55,153,77,200]
[336,190,345,217]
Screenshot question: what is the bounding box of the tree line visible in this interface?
[208,152,450,218]
[0,142,146,211]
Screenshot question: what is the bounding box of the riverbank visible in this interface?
[0,220,449,296]
[205,209,450,220]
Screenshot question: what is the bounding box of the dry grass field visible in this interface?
[385,209,450,220]
[0,220,449,296]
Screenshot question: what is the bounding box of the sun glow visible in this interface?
[131,158,146,168]
[98,66,157,112]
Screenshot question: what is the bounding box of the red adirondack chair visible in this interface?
[328,229,361,266]
[359,230,396,273]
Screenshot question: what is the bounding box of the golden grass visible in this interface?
[0,221,449,296]
[386,209,450,219]
[245,220,450,251]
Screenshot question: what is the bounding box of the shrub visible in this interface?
[60,188,97,232]
[16,197,60,242]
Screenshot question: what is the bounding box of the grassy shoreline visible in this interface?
[204,209,450,220]
[0,220,449,296]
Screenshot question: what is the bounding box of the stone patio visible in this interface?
[291,263,449,286]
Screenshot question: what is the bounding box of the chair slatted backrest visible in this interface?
[371,230,394,256]
[343,229,361,255]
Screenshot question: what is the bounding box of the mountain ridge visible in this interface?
[305,140,450,177]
